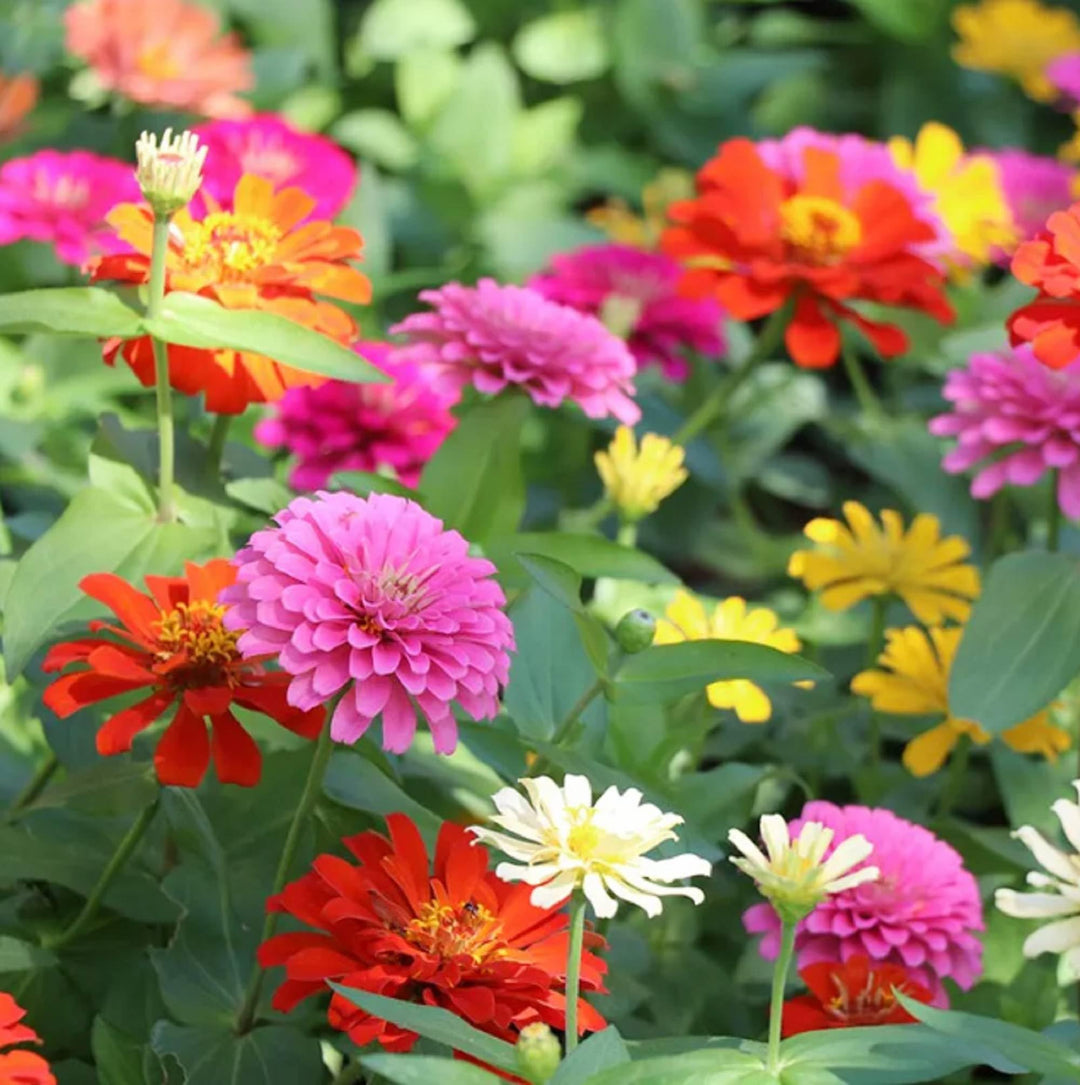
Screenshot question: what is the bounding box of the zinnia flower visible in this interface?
[64,0,252,118]
[744,802,985,1003]
[0,150,139,266]
[996,780,1080,971]
[930,347,1080,517]
[90,173,371,414]
[194,115,357,220]
[470,774,711,918]
[594,426,688,523]
[1048,51,1080,105]
[41,560,324,787]
[134,128,207,218]
[259,814,607,1051]
[587,168,695,249]
[661,137,953,369]
[528,243,725,380]
[851,626,1070,776]
[255,342,457,490]
[0,72,37,143]
[222,491,514,755]
[951,0,1080,101]
[389,279,640,425]
[981,148,1076,250]
[653,589,805,723]
[781,956,933,1037]
[0,993,53,1085]
[787,501,980,626]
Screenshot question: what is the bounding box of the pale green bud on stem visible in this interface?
[515,1022,562,1084]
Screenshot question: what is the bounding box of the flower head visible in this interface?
[469,774,711,919]
[595,427,688,523]
[981,148,1077,252]
[787,501,980,626]
[587,168,695,249]
[852,626,1070,776]
[64,0,252,118]
[1048,51,1080,104]
[653,589,804,723]
[0,993,53,1085]
[0,72,37,143]
[222,492,514,755]
[194,115,357,220]
[135,128,207,217]
[952,0,1080,101]
[90,173,371,414]
[781,956,933,1037]
[528,243,725,380]
[996,780,1080,971]
[41,560,323,788]
[0,150,139,266]
[662,137,953,369]
[389,279,640,425]
[744,802,984,1002]
[259,814,607,1051]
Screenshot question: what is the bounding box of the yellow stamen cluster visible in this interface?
[154,600,240,670]
[403,900,506,964]
[595,426,688,523]
[180,211,282,281]
[779,195,862,264]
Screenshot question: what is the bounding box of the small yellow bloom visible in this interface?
[788,501,980,627]
[587,168,695,249]
[654,589,803,723]
[888,123,1016,270]
[952,0,1080,102]
[852,626,1070,776]
[595,426,688,523]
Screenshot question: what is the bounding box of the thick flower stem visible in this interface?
[935,734,972,820]
[766,921,796,1075]
[148,214,177,523]
[865,596,887,782]
[564,892,588,1055]
[840,340,883,419]
[1048,470,1062,553]
[235,721,335,1035]
[5,750,59,821]
[207,413,232,475]
[551,679,605,747]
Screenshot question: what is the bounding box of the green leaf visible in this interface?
[848,0,948,41]
[0,935,56,973]
[91,1017,145,1085]
[143,292,386,384]
[949,552,1080,734]
[0,286,144,337]
[358,0,476,60]
[488,532,677,585]
[151,1022,323,1085]
[11,760,156,820]
[333,109,420,170]
[224,477,295,516]
[512,10,610,84]
[395,49,462,128]
[361,1055,502,1085]
[516,553,584,612]
[587,1046,768,1084]
[511,97,583,176]
[551,1027,629,1084]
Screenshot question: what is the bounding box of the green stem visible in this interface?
[5,750,59,821]
[840,339,883,419]
[148,214,176,523]
[45,797,159,950]
[235,721,335,1034]
[616,521,638,549]
[766,922,797,1075]
[551,679,605,747]
[935,733,972,820]
[1048,469,1062,553]
[865,596,887,780]
[207,414,232,475]
[564,893,588,1055]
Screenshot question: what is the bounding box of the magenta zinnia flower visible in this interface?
[193,114,357,220]
[0,150,138,265]
[222,491,514,755]
[1048,52,1080,106]
[980,148,1076,250]
[255,342,456,490]
[743,801,983,1003]
[390,279,641,425]
[528,243,725,380]
[929,346,1080,517]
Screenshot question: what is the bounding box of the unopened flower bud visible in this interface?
[135,128,207,217]
[615,608,656,654]
[515,1022,561,1084]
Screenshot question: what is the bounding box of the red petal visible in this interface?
[383,815,432,911]
[785,295,841,368]
[43,671,147,718]
[208,710,261,787]
[234,679,325,738]
[79,573,161,643]
[153,703,210,787]
[86,644,156,683]
[96,689,174,755]
[782,995,833,1037]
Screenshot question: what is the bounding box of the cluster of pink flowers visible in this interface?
[985,148,1076,249]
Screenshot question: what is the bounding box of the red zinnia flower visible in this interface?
[42,559,323,787]
[258,814,607,1052]
[0,993,54,1085]
[781,956,933,1037]
[661,139,954,368]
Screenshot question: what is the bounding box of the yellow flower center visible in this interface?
[779,195,862,263]
[136,43,181,80]
[403,900,506,964]
[566,815,602,860]
[179,211,282,282]
[154,601,241,680]
[826,970,895,1021]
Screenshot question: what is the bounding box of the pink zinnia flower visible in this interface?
[254,341,457,490]
[743,801,983,1003]
[929,346,1080,516]
[0,150,138,266]
[222,491,514,755]
[1048,52,1080,106]
[980,148,1076,249]
[390,278,641,425]
[528,243,725,381]
[193,115,357,220]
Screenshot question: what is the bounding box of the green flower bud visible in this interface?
[515,1022,561,1084]
[615,608,656,654]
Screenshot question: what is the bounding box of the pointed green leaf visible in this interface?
[551,1027,629,1084]
[489,532,677,585]
[0,286,144,337]
[151,1022,322,1085]
[361,1055,501,1085]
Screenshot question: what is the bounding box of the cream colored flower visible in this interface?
[135,128,206,216]
[469,774,711,918]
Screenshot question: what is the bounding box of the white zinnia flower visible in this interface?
[996,780,1080,971]
[728,813,879,922]
[135,128,207,216]
[469,774,712,918]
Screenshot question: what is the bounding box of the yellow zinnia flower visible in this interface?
[654,589,803,723]
[852,626,1070,776]
[595,426,688,523]
[787,502,980,627]
[952,0,1080,102]
[888,123,1016,270]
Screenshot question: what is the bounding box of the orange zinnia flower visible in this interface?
[64,0,252,119]
[42,560,324,788]
[662,139,954,368]
[0,993,54,1085]
[90,174,372,414]
[0,72,37,143]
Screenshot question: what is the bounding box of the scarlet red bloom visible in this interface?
[41,560,323,787]
[0,993,54,1085]
[90,173,372,414]
[259,814,607,1052]
[662,139,954,368]
[781,956,933,1037]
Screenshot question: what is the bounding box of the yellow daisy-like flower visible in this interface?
[587,168,694,249]
[654,589,803,723]
[595,426,688,523]
[888,123,1016,271]
[787,501,980,627]
[952,0,1080,102]
[851,626,1070,776]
